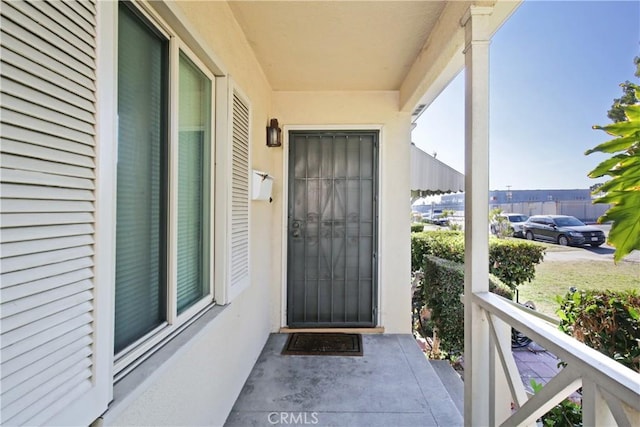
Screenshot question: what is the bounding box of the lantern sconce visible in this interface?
[266,118,282,147]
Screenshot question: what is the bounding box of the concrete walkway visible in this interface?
[225,334,463,427]
[225,334,567,426]
[512,342,562,394]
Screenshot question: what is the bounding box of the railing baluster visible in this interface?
[487,312,528,409]
[500,361,581,426]
[601,388,637,427]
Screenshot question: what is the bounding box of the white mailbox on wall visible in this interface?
[252,170,274,201]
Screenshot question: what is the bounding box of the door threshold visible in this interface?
[279,327,385,334]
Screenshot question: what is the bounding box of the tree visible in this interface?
[607,56,640,123]
[586,80,640,262]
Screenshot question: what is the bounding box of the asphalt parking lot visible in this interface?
[543,224,640,264]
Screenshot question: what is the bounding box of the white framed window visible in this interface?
[113,1,217,375]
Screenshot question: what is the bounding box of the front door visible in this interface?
[287,131,378,327]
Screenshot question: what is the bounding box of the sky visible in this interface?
[411,0,640,191]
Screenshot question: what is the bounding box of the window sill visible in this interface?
[99,303,228,424]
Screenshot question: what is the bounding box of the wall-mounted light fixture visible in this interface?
[266,118,282,147]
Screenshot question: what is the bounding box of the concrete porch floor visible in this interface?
[225,334,463,427]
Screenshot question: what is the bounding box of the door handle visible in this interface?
[292,229,301,238]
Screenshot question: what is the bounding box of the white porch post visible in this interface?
[462,6,493,427]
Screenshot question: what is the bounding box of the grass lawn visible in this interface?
[517,259,640,318]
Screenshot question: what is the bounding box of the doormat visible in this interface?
[282,333,363,356]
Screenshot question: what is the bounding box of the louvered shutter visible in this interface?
[1,1,109,425]
[228,88,250,299]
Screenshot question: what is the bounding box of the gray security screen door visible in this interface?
[287,131,378,327]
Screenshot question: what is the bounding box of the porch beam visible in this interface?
[462,6,493,427]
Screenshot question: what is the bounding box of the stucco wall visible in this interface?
[110,2,275,425]
[271,91,412,334]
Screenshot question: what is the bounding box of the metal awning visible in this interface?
[410,143,464,194]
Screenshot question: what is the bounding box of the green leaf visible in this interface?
[595,120,640,138]
[599,191,640,262]
[628,306,639,320]
[585,133,640,155]
[626,104,640,121]
[588,154,630,178]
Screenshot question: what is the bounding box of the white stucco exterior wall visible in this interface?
[271,92,412,334]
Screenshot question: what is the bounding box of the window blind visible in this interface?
[114,4,168,353]
[176,52,211,314]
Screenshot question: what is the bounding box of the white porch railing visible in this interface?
[473,291,640,427]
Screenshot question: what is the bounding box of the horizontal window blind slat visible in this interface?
[0,15,95,80]
[1,199,94,214]
[1,281,92,321]
[1,76,95,123]
[1,337,91,396]
[2,92,95,135]
[1,325,91,377]
[1,235,94,258]
[2,3,95,66]
[1,168,94,190]
[12,1,96,52]
[1,245,93,274]
[0,224,93,244]
[1,303,92,348]
[49,0,96,35]
[22,376,92,427]
[1,268,93,303]
[0,59,95,112]
[0,138,95,167]
[1,257,93,290]
[0,183,94,201]
[0,212,94,228]
[0,315,92,363]
[1,109,94,147]
[1,44,96,100]
[0,153,95,179]
[1,359,91,425]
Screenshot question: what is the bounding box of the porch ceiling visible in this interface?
[228,0,447,91]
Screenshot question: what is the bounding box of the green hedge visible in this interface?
[411,230,464,269]
[411,230,545,290]
[418,255,514,353]
[556,289,640,372]
[411,223,425,233]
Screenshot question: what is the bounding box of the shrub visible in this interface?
[411,230,545,290]
[418,255,514,354]
[411,230,464,270]
[556,289,640,372]
[489,239,545,290]
[411,223,425,233]
[530,380,582,426]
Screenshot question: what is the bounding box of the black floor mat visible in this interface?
[282,333,363,356]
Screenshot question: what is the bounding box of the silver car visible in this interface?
[491,213,528,238]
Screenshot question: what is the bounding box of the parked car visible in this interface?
[522,215,605,247]
[490,213,528,238]
[431,213,449,226]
